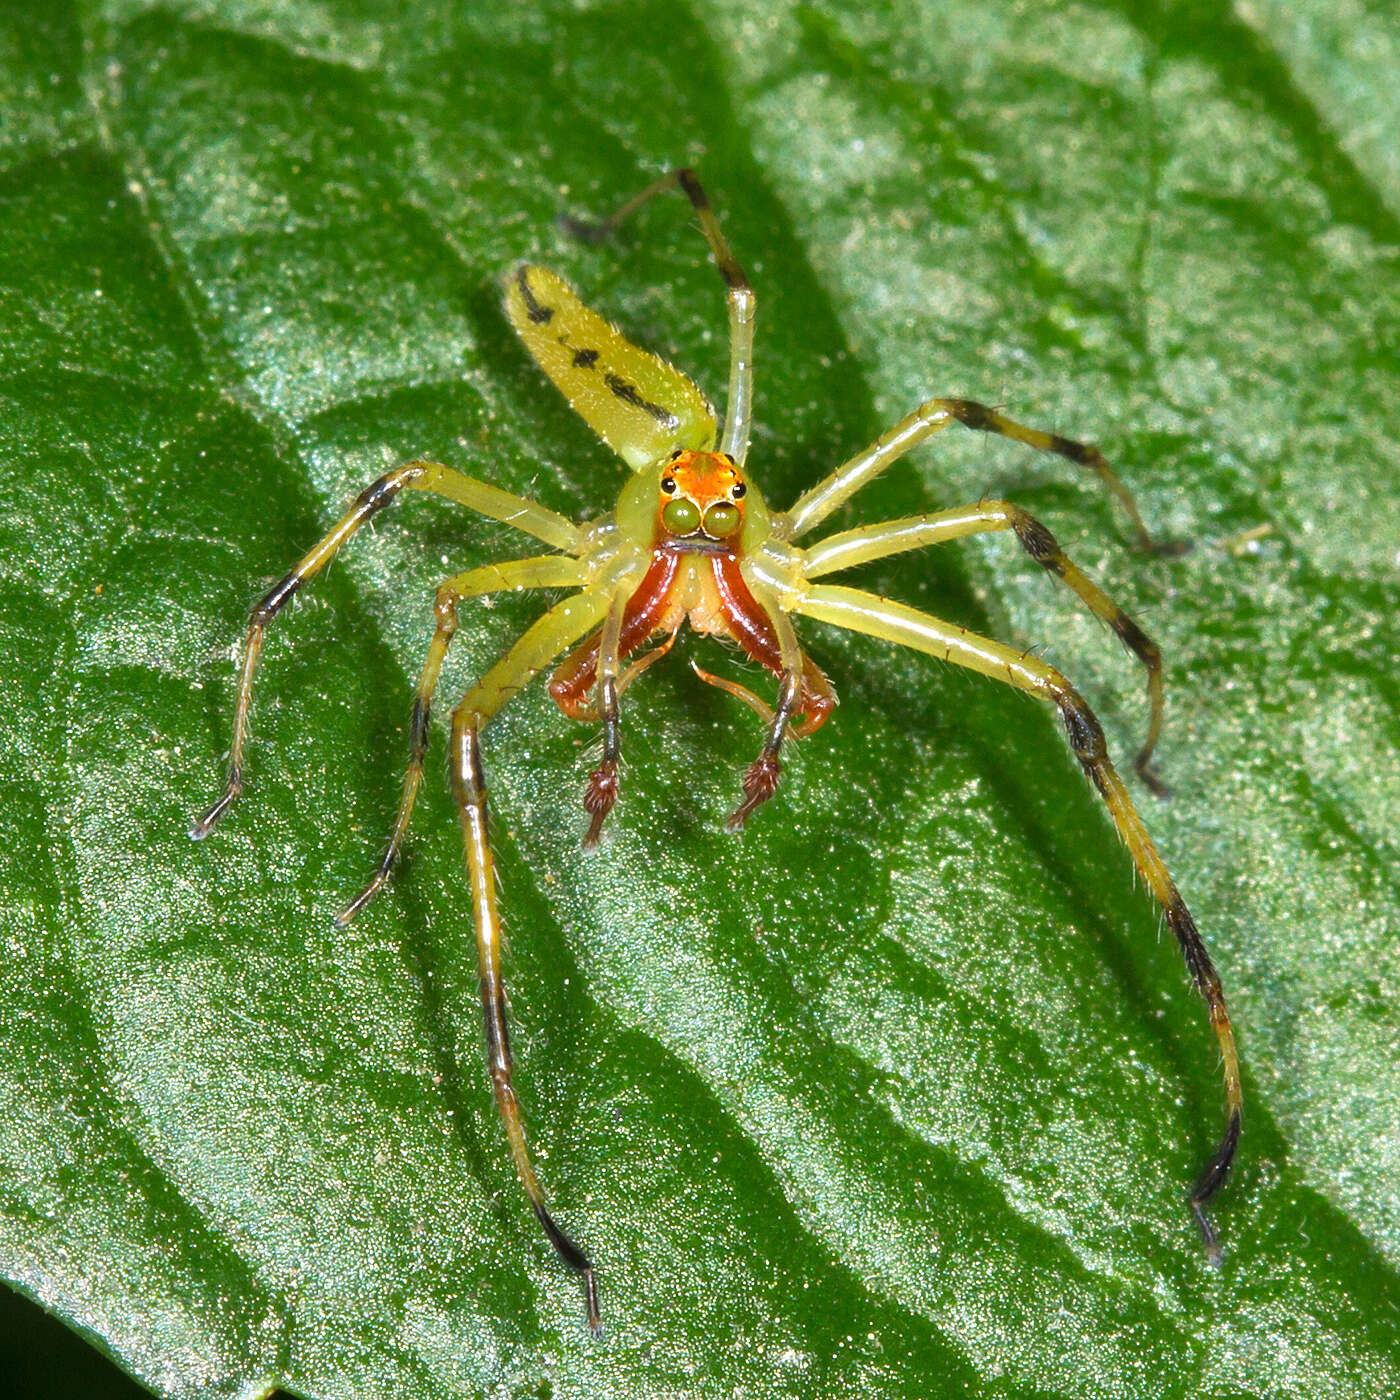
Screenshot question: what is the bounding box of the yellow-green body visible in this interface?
[193,168,1240,1337]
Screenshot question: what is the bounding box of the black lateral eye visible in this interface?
[660,476,677,494]
[669,448,684,460]
[730,482,747,499]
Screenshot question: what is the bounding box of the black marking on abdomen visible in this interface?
[604,372,678,428]
[572,348,599,368]
[515,266,553,324]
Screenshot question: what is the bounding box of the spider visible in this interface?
[192,169,1241,1335]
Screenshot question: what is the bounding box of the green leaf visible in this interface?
[3,2,1398,1397]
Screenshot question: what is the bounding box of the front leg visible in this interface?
[784,396,1175,554]
[794,582,1241,1257]
[448,590,612,1334]
[190,460,580,839]
[190,464,431,838]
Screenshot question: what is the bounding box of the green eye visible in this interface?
[703,502,741,537]
[662,498,701,535]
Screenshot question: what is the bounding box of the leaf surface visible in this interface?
[1,3,1397,1397]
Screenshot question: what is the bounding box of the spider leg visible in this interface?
[191,461,580,838]
[562,168,756,464]
[802,502,1167,791]
[785,398,1174,554]
[941,400,1181,555]
[794,582,1241,1257]
[786,397,955,538]
[337,555,591,926]
[449,589,613,1335]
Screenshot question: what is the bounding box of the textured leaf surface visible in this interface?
[2,3,1397,1398]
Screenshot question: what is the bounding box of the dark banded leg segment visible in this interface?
[785,395,1175,555]
[190,460,580,840]
[337,554,589,926]
[562,167,756,463]
[447,590,612,1334]
[801,500,1168,789]
[1057,683,1241,1258]
[190,464,430,839]
[795,583,1241,1256]
[582,673,620,850]
[943,399,1183,556]
[452,717,600,1334]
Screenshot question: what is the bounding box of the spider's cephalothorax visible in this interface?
[193,168,1241,1336]
[655,449,747,547]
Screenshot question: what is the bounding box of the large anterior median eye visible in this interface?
[702,502,741,537]
[662,498,701,534]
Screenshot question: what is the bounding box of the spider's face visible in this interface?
[656,449,748,547]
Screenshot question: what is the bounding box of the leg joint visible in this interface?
[1056,686,1107,765]
[409,695,432,758]
[1008,506,1062,566]
[1048,433,1099,467]
[1165,893,1222,994]
[450,713,488,808]
[253,570,301,622]
[352,462,425,514]
[1114,611,1161,667]
[433,585,461,631]
[675,167,708,209]
[947,398,995,431]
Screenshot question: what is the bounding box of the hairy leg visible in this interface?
[801,500,1167,788]
[338,554,590,925]
[795,582,1241,1256]
[191,461,579,837]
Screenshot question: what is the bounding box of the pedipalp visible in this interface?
[195,167,1240,1338]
